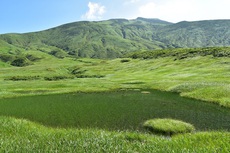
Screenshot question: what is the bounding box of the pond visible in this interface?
[0,90,229,131]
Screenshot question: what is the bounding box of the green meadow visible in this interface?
[1,47,230,107]
[0,47,230,152]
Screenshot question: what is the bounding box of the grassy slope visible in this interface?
[157,20,230,48]
[0,116,229,152]
[0,48,229,107]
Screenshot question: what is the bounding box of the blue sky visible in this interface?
[0,0,230,34]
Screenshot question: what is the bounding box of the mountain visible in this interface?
[156,20,230,48]
[0,18,230,59]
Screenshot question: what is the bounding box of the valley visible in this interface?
[0,18,230,152]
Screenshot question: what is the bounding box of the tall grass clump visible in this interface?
[143,118,195,136]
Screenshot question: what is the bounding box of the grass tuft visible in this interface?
[143,118,195,136]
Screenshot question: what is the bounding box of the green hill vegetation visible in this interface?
[1,18,230,58]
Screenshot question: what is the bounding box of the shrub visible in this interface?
[0,54,15,62]
[49,50,67,59]
[120,59,130,63]
[126,47,230,59]
[44,75,74,81]
[11,57,30,67]
[143,118,195,136]
[71,68,87,75]
[5,76,41,81]
[75,74,104,78]
[26,54,42,62]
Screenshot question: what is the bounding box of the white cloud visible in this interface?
[82,2,106,20]
[139,2,156,18]
[81,0,230,22]
[137,0,229,22]
[137,0,198,22]
[124,0,140,4]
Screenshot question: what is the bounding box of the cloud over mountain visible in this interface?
[82,2,106,20]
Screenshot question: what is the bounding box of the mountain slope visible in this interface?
[0,18,230,59]
[157,20,230,48]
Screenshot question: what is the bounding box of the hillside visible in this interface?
[0,18,230,60]
[0,47,229,108]
[157,20,230,48]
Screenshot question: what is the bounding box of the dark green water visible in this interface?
[0,90,229,131]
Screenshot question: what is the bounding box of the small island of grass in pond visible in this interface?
[143,118,195,136]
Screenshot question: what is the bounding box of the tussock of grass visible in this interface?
[143,118,195,136]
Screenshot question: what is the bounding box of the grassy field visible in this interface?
[0,47,230,152]
[0,48,229,107]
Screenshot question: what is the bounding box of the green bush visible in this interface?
[0,54,15,62]
[5,76,41,81]
[71,67,87,75]
[120,59,130,63]
[44,75,74,81]
[11,57,30,67]
[49,50,67,59]
[26,54,42,62]
[126,47,230,59]
[75,74,104,78]
[143,118,195,136]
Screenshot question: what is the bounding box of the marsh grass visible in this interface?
[0,90,229,131]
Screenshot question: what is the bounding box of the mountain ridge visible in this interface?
[0,17,230,59]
